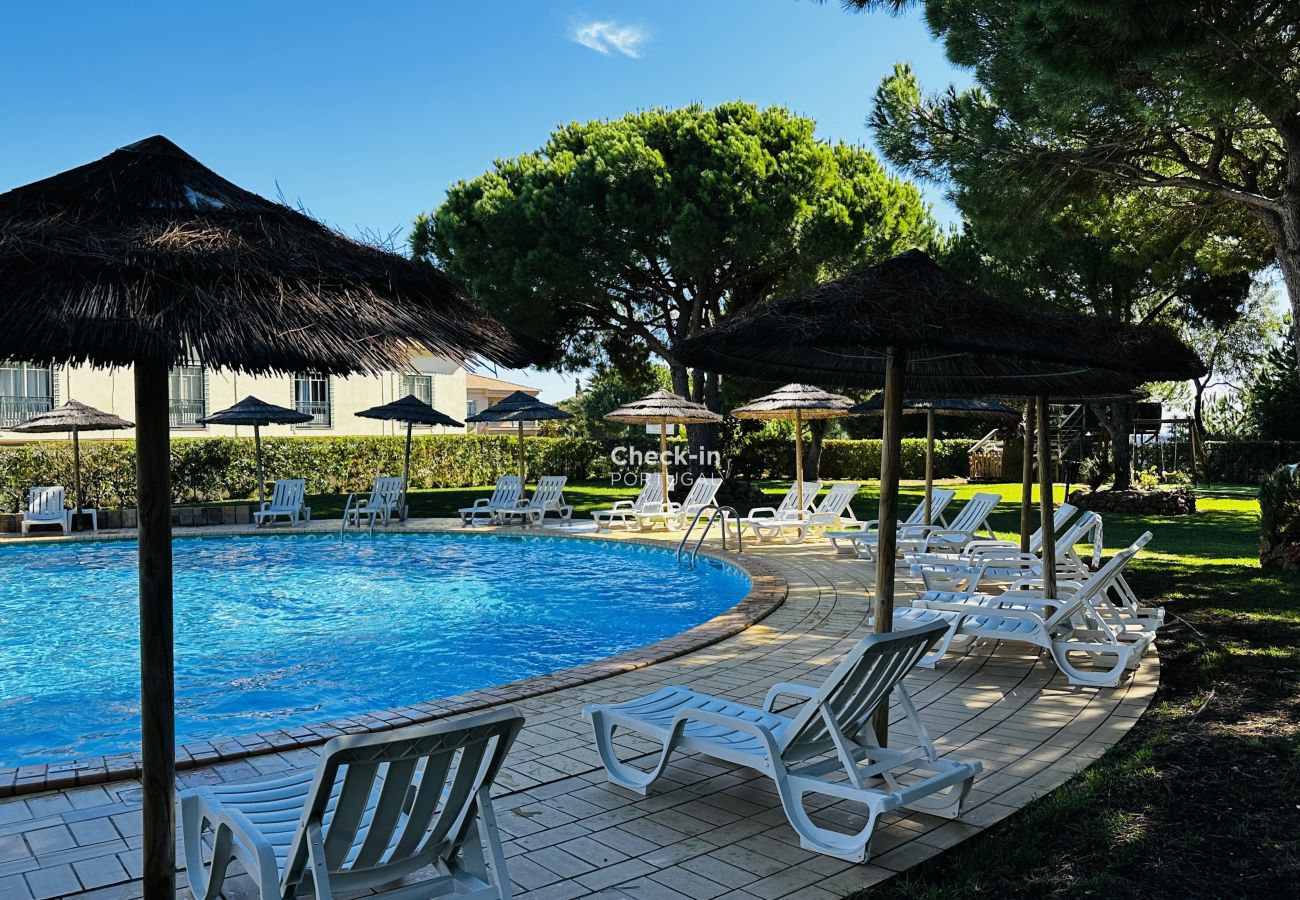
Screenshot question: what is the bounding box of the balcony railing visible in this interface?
[294,400,332,427]
[0,395,53,429]
[169,398,207,428]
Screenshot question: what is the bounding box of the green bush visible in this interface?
[1259,465,1300,570]
[733,438,975,481]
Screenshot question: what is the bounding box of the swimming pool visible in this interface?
[0,532,749,768]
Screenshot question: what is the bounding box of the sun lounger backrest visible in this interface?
[371,476,405,510]
[490,476,523,508]
[773,481,821,516]
[1046,510,1103,568]
[1042,532,1151,628]
[269,479,305,510]
[1029,503,1078,552]
[281,708,522,895]
[526,476,567,508]
[815,482,860,516]
[679,476,722,510]
[635,477,667,512]
[903,488,956,527]
[778,621,947,759]
[27,486,66,519]
[947,492,1000,532]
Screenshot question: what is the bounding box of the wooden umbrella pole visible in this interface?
[924,409,935,526]
[518,421,526,488]
[401,420,413,522]
[794,409,805,512]
[254,423,265,507]
[135,361,175,899]
[873,347,906,745]
[72,425,82,533]
[659,416,670,507]
[1036,395,1057,598]
[1020,399,1035,553]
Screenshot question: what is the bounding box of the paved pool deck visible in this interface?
[0,520,1158,898]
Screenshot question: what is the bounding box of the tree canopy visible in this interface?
[412,102,938,408]
[1246,320,1300,441]
[844,0,1300,370]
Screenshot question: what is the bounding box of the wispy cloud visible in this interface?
[571,20,648,58]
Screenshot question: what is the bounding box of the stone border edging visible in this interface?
[0,530,786,798]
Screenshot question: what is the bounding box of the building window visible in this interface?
[169,365,206,428]
[466,400,478,419]
[400,374,433,405]
[293,373,332,427]
[0,361,54,428]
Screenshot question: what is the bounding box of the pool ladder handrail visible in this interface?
[676,505,741,567]
[338,493,377,539]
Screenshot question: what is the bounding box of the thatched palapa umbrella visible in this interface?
[677,249,1202,739]
[357,393,464,520]
[198,396,312,506]
[0,135,546,897]
[604,390,722,503]
[12,400,134,530]
[850,397,1020,525]
[465,390,571,488]
[731,385,854,513]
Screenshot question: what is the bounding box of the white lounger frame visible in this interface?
[749,481,862,544]
[827,488,956,558]
[253,478,311,527]
[459,476,523,527]
[592,477,669,531]
[583,622,980,863]
[21,486,72,535]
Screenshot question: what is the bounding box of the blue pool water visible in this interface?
[0,532,748,768]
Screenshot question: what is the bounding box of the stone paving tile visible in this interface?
[0,525,1159,897]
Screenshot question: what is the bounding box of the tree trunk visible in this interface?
[805,419,827,480]
[1192,380,1206,435]
[1110,402,1135,490]
[1261,201,1300,373]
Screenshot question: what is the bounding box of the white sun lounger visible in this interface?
[498,475,572,526]
[635,476,723,531]
[731,481,821,538]
[749,482,862,544]
[896,533,1154,687]
[181,708,523,900]
[342,476,405,529]
[592,477,669,531]
[911,508,1100,593]
[894,491,1001,555]
[253,478,310,527]
[583,621,981,863]
[459,475,524,526]
[21,486,72,535]
[827,488,956,558]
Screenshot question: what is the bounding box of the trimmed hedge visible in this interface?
[732,438,975,481]
[0,434,978,512]
[0,435,603,511]
[1260,465,1300,570]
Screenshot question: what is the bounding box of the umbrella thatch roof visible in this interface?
[464,390,572,423]
[10,399,134,432]
[199,395,312,426]
[0,136,549,374]
[731,384,855,421]
[676,250,1204,394]
[357,393,464,427]
[850,396,1022,422]
[604,390,722,425]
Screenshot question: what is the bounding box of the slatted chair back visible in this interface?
[281,708,523,897]
[778,622,947,759]
[903,488,956,527]
[774,481,822,517]
[370,476,405,514]
[1040,532,1152,629]
[268,478,306,511]
[814,482,861,518]
[633,477,669,512]
[946,492,1001,534]
[27,486,66,520]
[489,475,523,508]
[680,476,722,510]
[524,475,568,510]
[1048,510,1104,570]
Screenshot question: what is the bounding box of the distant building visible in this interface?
[465,373,543,435]
[0,355,472,441]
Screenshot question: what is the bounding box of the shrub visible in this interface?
[733,438,975,481]
[1259,465,1300,570]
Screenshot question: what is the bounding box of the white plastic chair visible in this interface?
[343,476,406,529]
[459,476,523,527]
[497,475,571,526]
[827,488,956,558]
[583,621,981,863]
[895,491,1001,555]
[732,481,821,538]
[897,533,1155,687]
[592,477,669,531]
[181,708,523,900]
[749,482,862,544]
[21,486,72,535]
[253,478,311,527]
[635,476,723,531]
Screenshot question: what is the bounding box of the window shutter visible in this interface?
[51,364,60,406]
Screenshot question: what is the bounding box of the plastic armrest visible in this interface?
[762,681,819,711]
[747,506,778,518]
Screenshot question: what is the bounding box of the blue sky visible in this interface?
[1,1,968,399]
